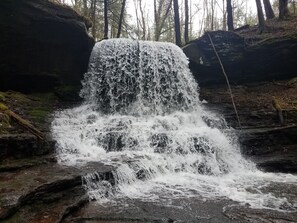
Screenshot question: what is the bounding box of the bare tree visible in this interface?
[154,0,173,41]
[133,0,141,39]
[117,0,126,38]
[184,0,189,43]
[279,0,290,19]
[226,0,234,30]
[91,0,97,38]
[133,0,148,40]
[210,0,215,30]
[173,0,182,46]
[82,0,88,16]
[263,0,275,19]
[104,0,108,39]
[222,0,227,30]
[256,0,266,32]
[139,0,146,40]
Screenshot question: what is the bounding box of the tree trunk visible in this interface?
[223,0,227,30]
[263,0,275,19]
[210,0,214,30]
[82,0,88,17]
[226,0,234,31]
[154,0,158,40]
[173,0,182,46]
[139,0,146,40]
[279,0,290,19]
[184,0,189,43]
[256,0,266,33]
[104,0,108,39]
[155,0,173,41]
[117,0,126,38]
[91,0,97,38]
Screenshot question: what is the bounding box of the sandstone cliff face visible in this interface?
[184,30,297,86]
[0,0,95,92]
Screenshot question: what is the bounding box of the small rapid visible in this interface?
[51,39,297,211]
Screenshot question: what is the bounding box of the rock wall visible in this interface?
[0,0,95,92]
[184,31,297,86]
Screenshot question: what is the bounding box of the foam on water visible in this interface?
[51,39,297,211]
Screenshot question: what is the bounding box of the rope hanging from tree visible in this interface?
[207,33,242,129]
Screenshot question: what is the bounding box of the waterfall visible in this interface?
[52,39,297,211]
[80,39,200,115]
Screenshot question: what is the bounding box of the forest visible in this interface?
[51,0,296,44]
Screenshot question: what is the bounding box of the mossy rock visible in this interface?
[0,102,8,111]
[28,109,50,120]
[29,92,56,103]
[6,91,31,103]
[0,112,11,133]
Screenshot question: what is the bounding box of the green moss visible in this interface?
[6,91,31,103]
[28,109,50,120]
[0,103,8,111]
[0,113,11,134]
[29,92,56,103]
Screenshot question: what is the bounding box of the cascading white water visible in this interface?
[52,38,297,211]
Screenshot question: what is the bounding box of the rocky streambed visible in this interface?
[1,79,297,223]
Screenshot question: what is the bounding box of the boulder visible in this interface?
[184,31,297,86]
[0,0,95,92]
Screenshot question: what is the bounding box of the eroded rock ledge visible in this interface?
[184,30,297,86]
[0,0,95,92]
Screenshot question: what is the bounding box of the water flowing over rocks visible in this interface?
[0,0,94,93]
[50,39,297,221]
[81,39,200,115]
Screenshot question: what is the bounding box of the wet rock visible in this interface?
[192,137,215,154]
[150,133,172,153]
[62,197,238,223]
[202,114,228,129]
[0,134,53,159]
[97,132,126,152]
[0,162,114,222]
[239,126,297,173]
[257,158,297,173]
[0,0,95,93]
[239,126,297,156]
[223,205,297,222]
